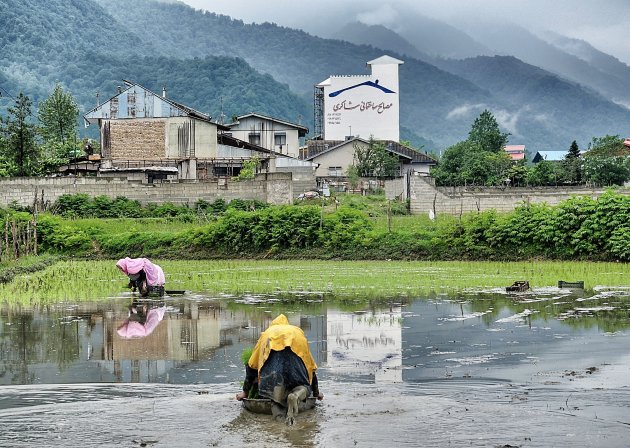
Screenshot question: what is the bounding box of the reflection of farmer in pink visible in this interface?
[116,257,165,297]
[117,305,166,339]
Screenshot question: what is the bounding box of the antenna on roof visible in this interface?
[96,91,100,106]
[219,96,225,125]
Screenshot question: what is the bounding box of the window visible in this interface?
[110,97,118,119]
[127,93,136,118]
[274,133,287,147]
[328,166,343,177]
[249,133,260,145]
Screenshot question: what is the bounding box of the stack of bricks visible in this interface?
[109,120,166,160]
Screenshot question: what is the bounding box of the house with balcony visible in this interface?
[225,113,308,159]
[82,82,316,188]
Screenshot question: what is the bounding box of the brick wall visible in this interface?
[0,173,293,210]
[110,119,166,160]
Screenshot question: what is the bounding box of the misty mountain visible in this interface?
[95,0,496,148]
[1,0,629,154]
[460,21,630,108]
[330,22,430,62]
[541,31,630,104]
[433,55,630,152]
[383,7,491,60]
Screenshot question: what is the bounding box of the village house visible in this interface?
[225,113,308,159]
[83,81,316,189]
[301,137,436,191]
[503,145,526,161]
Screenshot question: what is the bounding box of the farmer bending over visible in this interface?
[236,314,323,425]
[116,257,165,297]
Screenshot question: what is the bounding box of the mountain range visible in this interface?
[0,0,628,155]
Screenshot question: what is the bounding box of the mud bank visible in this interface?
[1,378,629,448]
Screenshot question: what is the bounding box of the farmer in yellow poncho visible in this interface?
[236,314,323,425]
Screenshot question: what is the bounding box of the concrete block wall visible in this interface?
[0,173,294,210]
[406,175,629,216]
[277,167,317,197]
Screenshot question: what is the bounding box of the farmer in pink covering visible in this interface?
[116,257,166,297]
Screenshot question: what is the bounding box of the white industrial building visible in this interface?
[314,55,403,142]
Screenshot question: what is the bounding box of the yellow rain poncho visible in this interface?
[248,314,317,383]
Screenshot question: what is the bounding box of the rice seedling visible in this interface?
[0,259,627,306]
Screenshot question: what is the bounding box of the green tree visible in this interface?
[561,140,582,184]
[527,160,559,186]
[353,137,400,178]
[567,140,580,159]
[585,135,628,157]
[37,84,81,174]
[235,156,260,181]
[346,165,360,190]
[467,109,510,153]
[38,83,79,145]
[0,93,40,177]
[431,140,511,186]
[507,161,528,187]
[583,156,630,186]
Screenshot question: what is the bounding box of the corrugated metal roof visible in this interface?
[534,150,566,161]
[303,138,436,164]
[227,113,308,135]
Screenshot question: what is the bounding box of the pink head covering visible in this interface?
[116,258,165,286]
[117,307,166,339]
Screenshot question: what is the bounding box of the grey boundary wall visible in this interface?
[386,175,630,216]
[0,173,293,210]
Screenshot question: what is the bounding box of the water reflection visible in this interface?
[0,286,629,391]
[327,307,402,382]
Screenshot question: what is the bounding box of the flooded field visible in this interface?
[1,262,630,446]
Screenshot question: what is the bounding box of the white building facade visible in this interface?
[316,55,403,141]
[226,113,308,159]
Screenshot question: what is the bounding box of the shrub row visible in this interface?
[33,191,630,261]
[50,194,268,220]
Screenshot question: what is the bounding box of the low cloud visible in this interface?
[356,5,399,27]
[446,103,485,119]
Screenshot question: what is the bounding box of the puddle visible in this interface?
[1,288,630,446]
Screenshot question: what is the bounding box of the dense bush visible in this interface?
[50,194,270,221]
[31,191,630,262]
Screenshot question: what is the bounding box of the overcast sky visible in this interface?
[178,0,630,64]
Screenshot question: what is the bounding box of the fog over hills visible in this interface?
[1,0,628,154]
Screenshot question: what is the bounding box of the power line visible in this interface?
[0,85,15,100]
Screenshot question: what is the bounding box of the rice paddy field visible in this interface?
[0,259,627,304]
[2,257,630,447]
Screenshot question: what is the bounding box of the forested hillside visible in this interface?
[1,0,629,153]
[0,0,310,129]
[433,56,630,150]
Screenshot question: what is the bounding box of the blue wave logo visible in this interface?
[329,79,395,97]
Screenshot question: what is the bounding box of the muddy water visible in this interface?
[1,286,630,446]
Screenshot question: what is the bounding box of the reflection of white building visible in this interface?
[327,308,402,382]
[315,55,403,141]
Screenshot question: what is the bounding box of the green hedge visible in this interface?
[30,191,630,261]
